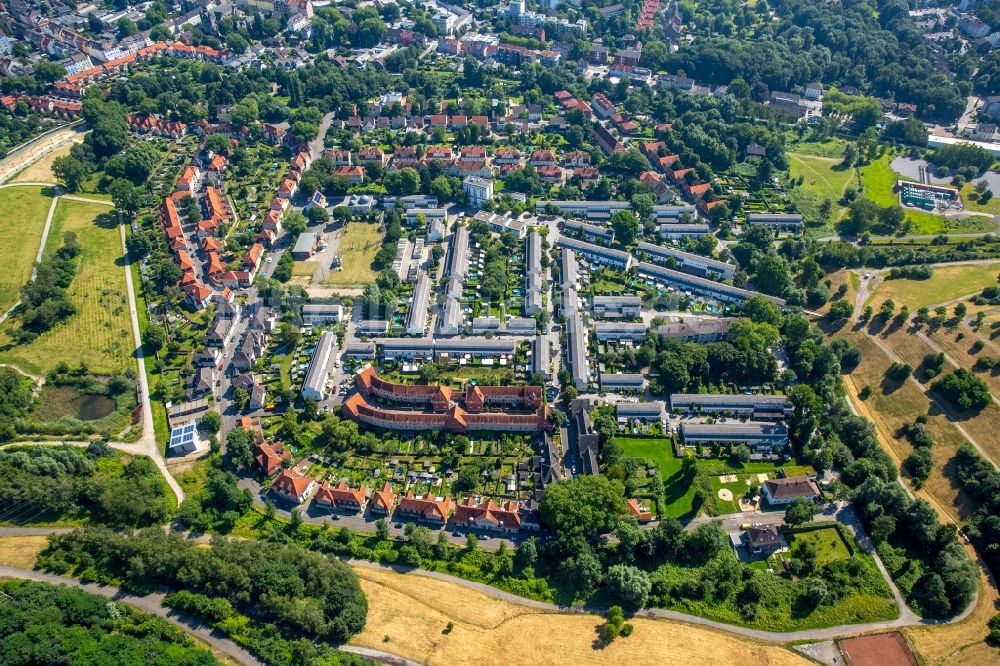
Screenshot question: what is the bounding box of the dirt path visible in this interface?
[0,124,84,184]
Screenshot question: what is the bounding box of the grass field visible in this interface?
[859,155,992,235]
[0,536,47,568]
[865,263,1000,313]
[323,222,383,287]
[788,153,856,236]
[0,186,53,314]
[787,527,851,567]
[351,566,812,666]
[615,437,697,518]
[959,182,1000,216]
[0,198,132,375]
[10,135,82,184]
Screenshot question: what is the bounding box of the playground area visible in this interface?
[712,472,771,513]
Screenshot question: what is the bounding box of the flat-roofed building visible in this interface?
[595,322,648,343]
[562,218,614,244]
[406,272,431,335]
[600,373,645,392]
[636,262,785,305]
[592,295,641,318]
[302,303,344,326]
[448,226,470,278]
[617,401,665,422]
[405,207,448,226]
[557,236,631,269]
[635,241,735,280]
[680,421,788,450]
[357,320,389,336]
[567,312,589,390]
[435,337,517,359]
[302,330,335,401]
[532,334,550,379]
[377,338,435,360]
[668,393,792,417]
[536,199,631,221]
[652,205,698,223]
[658,223,712,240]
[292,232,318,260]
[439,298,463,335]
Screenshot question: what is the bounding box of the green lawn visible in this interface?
[323,222,385,287]
[788,153,857,237]
[860,155,993,235]
[0,198,131,376]
[787,525,852,567]
[0,186,53,314]
[959,182,1000,216]
[865,261,1000,312]
[784,134,847,158]
[709,472,769,514]
[615,437,699,518]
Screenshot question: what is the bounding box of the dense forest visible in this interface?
[38,529,370,666]
[0,444,173,527]
[0,579,218,665]
[663,0,965,120]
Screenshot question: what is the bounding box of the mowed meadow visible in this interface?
[0,186,53,314]
[0,198,133,375]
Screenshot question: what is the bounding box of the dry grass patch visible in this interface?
[818,269,859,316]
[323,222,383,287]
[837,331,973,521]
[0,536,48,568]
[865,263,1000,313]
[10,135,83,184]
[351,566,810,666]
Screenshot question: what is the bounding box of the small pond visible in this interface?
[70,394,116,421]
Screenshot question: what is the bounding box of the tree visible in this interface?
[52,156,86,193]
[225,428,253,470]
[603,565,651,607]
[904,447,934,488]
[109,178,142,215]
[828,300,853,320]
[34,61,67,84]
[375,518,389,540]
[200,411,222,434]
[784,498,816,527]
[610,210,639,245]
[143,324,166,353]
[226,32,249,54]
[540,476,625,544]
[933,369,991,411]
[887,362,912,381]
